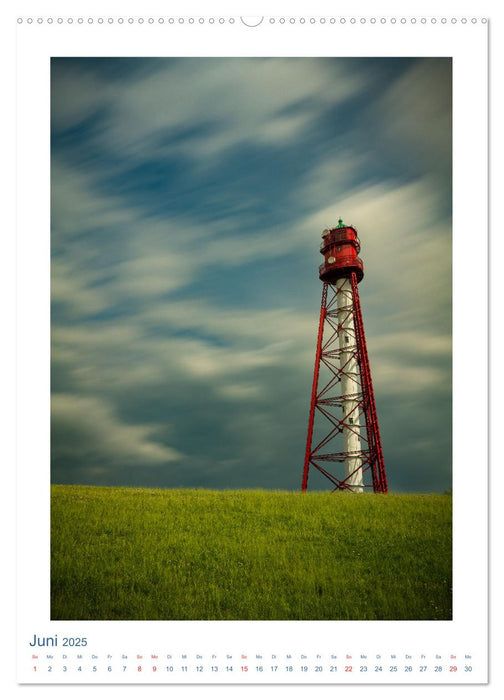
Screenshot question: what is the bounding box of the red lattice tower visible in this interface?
[302,219,388,493]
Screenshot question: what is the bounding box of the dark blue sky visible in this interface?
[51,57,452,492]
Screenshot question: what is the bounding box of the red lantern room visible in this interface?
[319,218,364,283]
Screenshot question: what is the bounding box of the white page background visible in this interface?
[3,0,501,699]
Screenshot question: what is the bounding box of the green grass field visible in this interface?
[51,485,452,621]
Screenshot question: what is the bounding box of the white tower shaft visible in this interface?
[336,278,364,492]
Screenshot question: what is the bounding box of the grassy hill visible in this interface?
[51,485,452,620]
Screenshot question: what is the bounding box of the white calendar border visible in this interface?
[13,2,488,688]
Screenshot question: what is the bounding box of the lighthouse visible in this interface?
[302,219,388,493]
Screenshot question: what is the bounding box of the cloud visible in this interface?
[51,394,182,468]
[51,159,202,314]
[298,148,370,211]
[51,62,109,130]
[51,159,136,240]
[51,312,293,396]
[371,331,451,359]
[371,361,449,397]
[375,58,452,174]
[56,58,369,164]
[217,383,264,400]
[113,252,195,298]
[143,300,316,347]
[51,258,111,316]
[175,339,283,379]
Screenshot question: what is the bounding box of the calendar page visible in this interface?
[13,0,490,694]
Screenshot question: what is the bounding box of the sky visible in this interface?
[51,57,452,492]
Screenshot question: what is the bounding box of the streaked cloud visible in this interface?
[52,394,183,470]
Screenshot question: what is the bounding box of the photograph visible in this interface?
[50,56,452,621]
